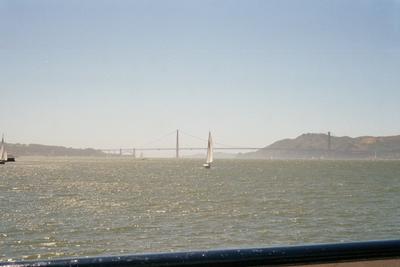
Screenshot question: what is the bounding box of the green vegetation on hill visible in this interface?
[242,133,400,159]
[6,143,105,157]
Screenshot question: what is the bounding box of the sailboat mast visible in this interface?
[206,132,213,164]
[0,134,5,161]
[176,129,179,159]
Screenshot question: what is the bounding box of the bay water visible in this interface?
[1,157,399,261]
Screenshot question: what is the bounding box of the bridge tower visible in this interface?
[176,129,179,158]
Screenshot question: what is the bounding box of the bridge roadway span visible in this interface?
[103,147,261,152]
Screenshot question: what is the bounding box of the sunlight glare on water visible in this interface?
[0,157,399,261]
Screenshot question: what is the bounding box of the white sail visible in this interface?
[206,132,213,164]
[0,135,6,161]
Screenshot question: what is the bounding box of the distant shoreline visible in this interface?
[6,132,400,160]
[9,156,400,162]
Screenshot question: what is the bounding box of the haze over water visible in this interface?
[1,157,399,261]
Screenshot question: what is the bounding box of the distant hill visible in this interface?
[5,143,105,157]
[241,133,400,159]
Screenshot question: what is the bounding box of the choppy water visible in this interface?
[0,157,399,261]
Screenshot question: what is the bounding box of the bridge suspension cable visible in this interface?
[102,129,262,157]
[179,130,208,142]
[140,130,177,147]
[179,130,255,149]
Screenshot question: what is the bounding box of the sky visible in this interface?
[1,0,399,150]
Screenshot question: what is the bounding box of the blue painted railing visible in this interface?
[1,239,400,267]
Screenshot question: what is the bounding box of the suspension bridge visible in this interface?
[101,130,263,158]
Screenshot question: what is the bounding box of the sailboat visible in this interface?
[0,135,8,164]
[203,132,213,168]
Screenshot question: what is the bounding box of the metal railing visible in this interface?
[1,239,399,267]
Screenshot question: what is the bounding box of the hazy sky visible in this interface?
[1,0,399,149]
